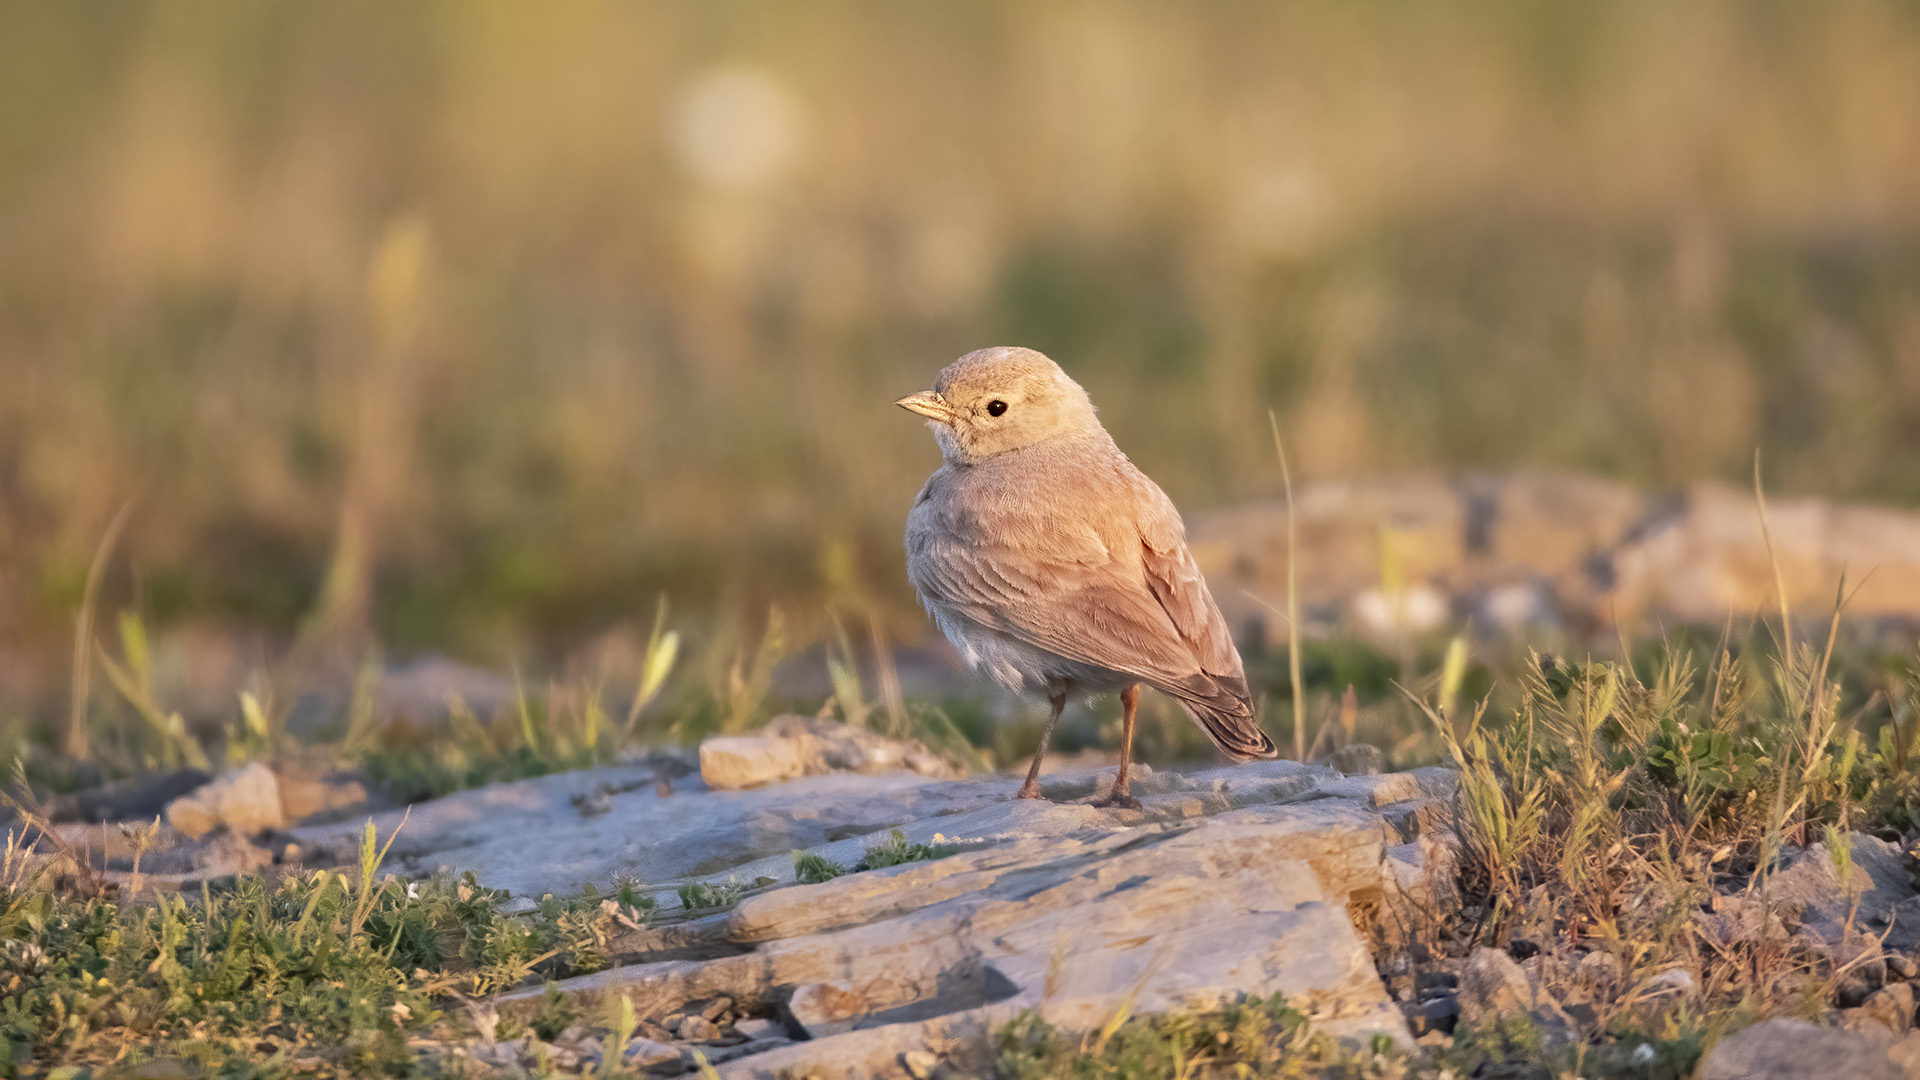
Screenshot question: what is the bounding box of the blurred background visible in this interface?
[3,2,1920,774]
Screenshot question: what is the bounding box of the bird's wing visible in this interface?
[907,456,1242,694]
[1131,485,1274,758]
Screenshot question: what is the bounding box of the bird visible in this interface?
[897,346,1277,808]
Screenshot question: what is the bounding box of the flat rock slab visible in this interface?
[287,758,1451,904]
[416,756,1460,1078]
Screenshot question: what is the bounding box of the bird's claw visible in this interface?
[1014,783,1047,801]
[1090,791,1142,810]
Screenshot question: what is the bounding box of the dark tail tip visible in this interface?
[1183,699,1280,762]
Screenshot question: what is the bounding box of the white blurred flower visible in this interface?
[670,66,803,190]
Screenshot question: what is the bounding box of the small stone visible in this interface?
[786,981,867,1039]
[1405,995,1458,1036]
[733,1018,779,1039]
[1840,951,1890,1007]
[700,736,811,789]
[164,763,285,838]
[1891,954,1919,982]
[698,997,733,1021]
[1851,983,1917,1034]
[1644,968,1696,998]
[274,766,370,822]
[624,1037,680,1067]
[901,1049,939,1079]
[1573,950,1623,998]
[1456,947,1574,1043]
[1329,743,1385,776]
[675,1015,722,1042]
[636,1020,676,1043]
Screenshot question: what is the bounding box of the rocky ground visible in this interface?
[33,714,1920,1078]
[31,717,1454,1077]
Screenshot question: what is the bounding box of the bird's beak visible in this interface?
[894,390,954,423]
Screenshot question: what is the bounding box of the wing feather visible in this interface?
[906,450,1275,759]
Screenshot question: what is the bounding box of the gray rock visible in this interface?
[1328,744,1385,776]
[624,1037,680,1067]
[1695,894,1789,948]
[278,751,1464,1077]
[1456,947,1574,1043]
[494,785,1422,1077]
[1766,834,1917,949]
[1404,995,1458,1036]
[732,1018,780,1039]
[49,768,210,824]
[1695,1018,1920,1080]
[676,1014,722,1041]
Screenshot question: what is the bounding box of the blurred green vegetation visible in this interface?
[1,1,1919,715]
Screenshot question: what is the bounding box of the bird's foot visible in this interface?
[1014,781,1047,801]
[1089,790,1142,810]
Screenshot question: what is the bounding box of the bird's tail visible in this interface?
[1165,675,1278,762]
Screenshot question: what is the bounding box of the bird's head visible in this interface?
[895,346,1100,465]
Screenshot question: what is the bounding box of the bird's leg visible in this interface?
[1091,684,1143,809]
[1015,688,1069,800]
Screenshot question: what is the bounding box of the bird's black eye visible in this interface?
[986,399,1009,417]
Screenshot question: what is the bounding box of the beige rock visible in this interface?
[787,982,867,1038]
[1456,947,1574,1043]
[1189,471,1920,638]
[700,736,811,789]
[676,1014,723,1042]
[1853,983,1919,1035]
[699,715,962,790]
[164,763,285,838]
[275,766,370,822]
[1696,1017,1920,1080]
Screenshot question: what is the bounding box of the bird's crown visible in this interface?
[900,346,1101,464]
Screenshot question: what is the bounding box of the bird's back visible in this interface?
[906,432,1275,761]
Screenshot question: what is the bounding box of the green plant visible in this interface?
[792,850,847,884]
[855,829,957,871]
[677,877,747,912]
[997,995,1398,1079]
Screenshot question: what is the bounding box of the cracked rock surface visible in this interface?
[342,749,1458,1078]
